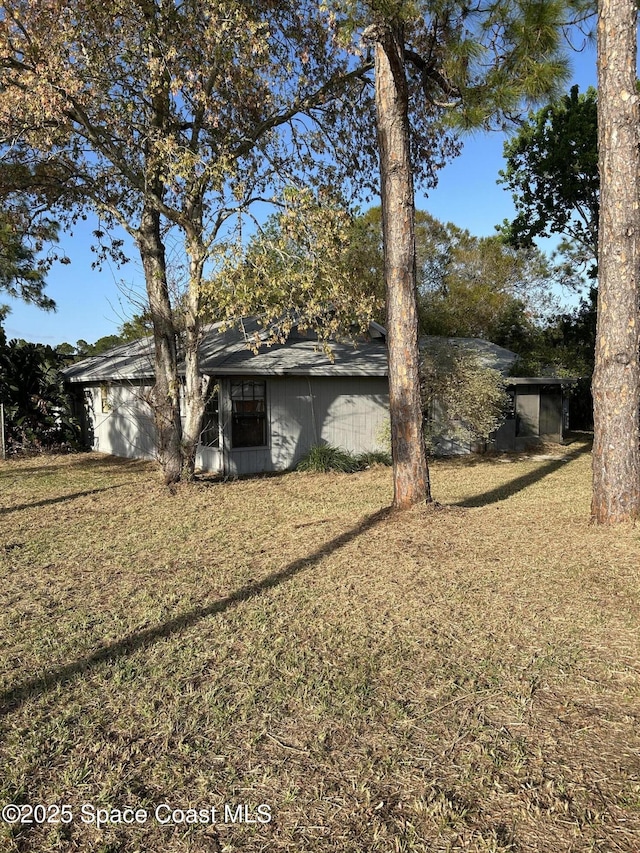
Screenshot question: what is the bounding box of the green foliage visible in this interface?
[56,337,125,362]
[297,444,362,473]
[57,313,155,362]
[417,226,560,349]
[421,341,509,450]
[510,286,596,381]
[118,312,154,342]
[206,189,381,346]
[0,336,81,453]
[499,85,598,275]
[417,0,574,130]
[340,206,561,354]
[546,286,597,376]
[358,0,575,133]
[355,449,393,467]
[296,444,392,473]
[0,206,58,310]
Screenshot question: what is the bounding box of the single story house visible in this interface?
[63,320,573,475]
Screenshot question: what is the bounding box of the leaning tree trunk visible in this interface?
[138,205,182,485]
[366,20,431,509]
[591,0,640,523]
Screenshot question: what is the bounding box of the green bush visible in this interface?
[355,450,392,468]
[0,337,82,454]
[297,444,391,473]
[421,340,508,451]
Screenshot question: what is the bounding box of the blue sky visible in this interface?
[3,37,598,347]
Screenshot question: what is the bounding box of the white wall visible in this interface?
[85,382,156,461]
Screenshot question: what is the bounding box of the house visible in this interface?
[63,320,573,475]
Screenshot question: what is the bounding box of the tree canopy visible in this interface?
[421,340,508,451]
[0,201,58,311]
[0,332,81,453]
[0,0,386,481]
[250,204,559,349]
[499,85,598,275]
[1,0,587,489]
[205,189,381,347]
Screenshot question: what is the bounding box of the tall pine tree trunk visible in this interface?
[367,20,431,509]
[138,205,182,485]
[591,0,640,522]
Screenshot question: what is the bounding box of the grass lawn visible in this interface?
[1,438,639,852]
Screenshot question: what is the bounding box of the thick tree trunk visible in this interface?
[591,0,640,523]
[368,21,431,509]
[181,242,208,480]
[138,206,182,485]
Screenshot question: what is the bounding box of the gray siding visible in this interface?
[514,385,564,440]
[86,382,156,460]
[314,377,389,453]
[223,375,389,477]
[78,374,567,471]
[83,376,389,475]
[196,445,223,474]
[539,390,563,439]
[515,388,539,437]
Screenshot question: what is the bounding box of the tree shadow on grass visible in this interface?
[0,506,391,717]
[65,453,154,472]
[0,464,66,480]
[0,454,154,479]
[0,483,132,516]
[453,442,592,509]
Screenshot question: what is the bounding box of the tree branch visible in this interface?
[231,61,374,161]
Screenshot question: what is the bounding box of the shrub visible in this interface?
[355,450,392,468]
[421,340,509,451]
[297,444,392,473]
[297,444,359,473]
[0,338,82,454]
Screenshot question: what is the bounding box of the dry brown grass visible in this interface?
[0,438,639,852]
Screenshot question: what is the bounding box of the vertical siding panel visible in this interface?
[89,382,156,460]
[81,374,391,474]
[314,377,389,454]
[267,376,314,470]
[515,388,540,437]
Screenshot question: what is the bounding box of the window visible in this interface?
[231,380,266,447]
[200,386,220,448]
[100,383,111,413]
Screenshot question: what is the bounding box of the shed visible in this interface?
[489,377,571,453]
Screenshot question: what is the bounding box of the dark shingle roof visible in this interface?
[62,319,519,384]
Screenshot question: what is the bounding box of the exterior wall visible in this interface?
[491,418,517,452]
[84,382,156,461]
[221,375,389,477]
[432,384,567,456]
[77,375,567,471]
[514,385,564,443]
[79,375,389,475]
[195,444,222,474]
[539,389,563,440]
[429,400,474,455]
[315,377,389,453]
[515,387,540,437]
